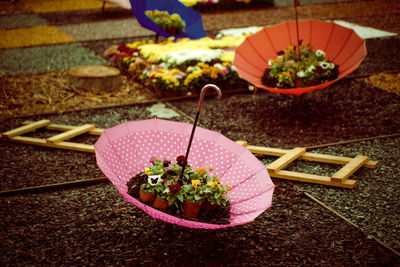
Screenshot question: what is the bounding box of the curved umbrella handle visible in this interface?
[179,84,222,180]
[197,84,222,112]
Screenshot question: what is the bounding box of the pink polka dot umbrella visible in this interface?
[94,85,275,229]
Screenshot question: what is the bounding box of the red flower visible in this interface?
[176,155,186,167]
[163,160,171,167]
[169,183,181,195]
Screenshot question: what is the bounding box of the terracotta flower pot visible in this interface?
[183,200,202,219]
[153,195,169,211]
[139,188,156,204]
[203,199,217,211]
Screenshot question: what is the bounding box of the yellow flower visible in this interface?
[226,185,232,191]
[207,181,218,188]
[144,167,151,175]
[191,179,200,188]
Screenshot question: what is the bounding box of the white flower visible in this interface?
[248,85,255,91]
[297,71,305,78]
[231,65,237,72]
[268,59,274,66]
[316,50,326,57]
[148,175,162,185]
[307,65,316,72]
[163,49,223,67]
[329,63,335,69]
[320,61,330,70]
[213,63,225,70]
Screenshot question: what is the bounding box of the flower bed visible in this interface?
[105,27,262,96]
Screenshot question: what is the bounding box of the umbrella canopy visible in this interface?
[234,20,366,96]
[95,118,275,229]
[129,0,206,39]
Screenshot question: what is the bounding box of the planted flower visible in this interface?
[126,156,231,222]
[145,9,186,35]
[261,42,339,89]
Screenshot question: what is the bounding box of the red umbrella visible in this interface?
[233,20,366,96]
[94,85,275,229]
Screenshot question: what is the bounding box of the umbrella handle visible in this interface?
[197,84,222,112]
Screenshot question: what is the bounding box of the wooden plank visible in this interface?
[331,155,369,183]
[267,147,306,173]
[301,153,377,169]
[46,124,94,144]
[22,121,104,136]
[270,169,357,189]
[1,119,51,138]
[55,141,95,153]
[8,136,95,153]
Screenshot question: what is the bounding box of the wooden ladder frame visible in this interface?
[1,120,378,189]
[236,141,377,189]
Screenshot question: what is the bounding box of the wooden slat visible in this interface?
[9,136,95,153]
[1,119,51,138]
[22,121,104,136]
[46,124,94,144]
[270,170,357,189]
[267,147,306,173]
[331,155,369,183]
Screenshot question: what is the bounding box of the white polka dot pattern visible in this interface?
[94,118,275,229]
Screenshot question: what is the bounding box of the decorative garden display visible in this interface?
[94,85,275,229]
[233,20,366,95]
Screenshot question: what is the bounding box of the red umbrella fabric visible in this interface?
[94,118,275,229]
[234,20,366,96]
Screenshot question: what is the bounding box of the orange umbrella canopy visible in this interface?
[234,20,366,96]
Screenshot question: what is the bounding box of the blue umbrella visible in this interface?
[129,0,206,39]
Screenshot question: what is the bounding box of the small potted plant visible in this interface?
[203,175,231,211]
[139,159,165,204]
[181,179,206,219]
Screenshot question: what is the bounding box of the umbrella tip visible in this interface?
[197,84,222,112]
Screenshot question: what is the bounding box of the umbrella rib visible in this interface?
[338,49,366,77]
[230,184,275,206]
[263,29,278,54]
[323,22,335,52]
[331,27,353,62]
[235,47,266,73]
